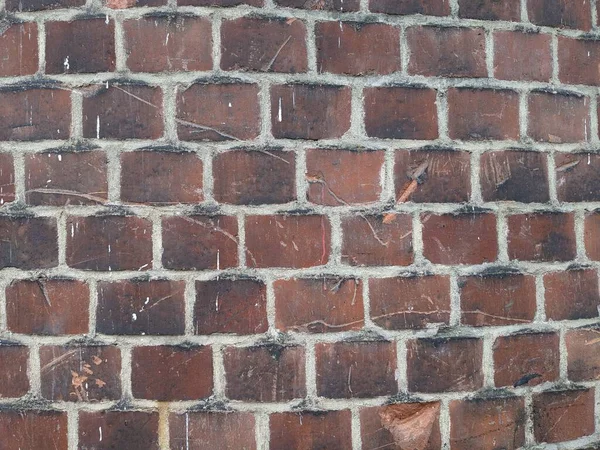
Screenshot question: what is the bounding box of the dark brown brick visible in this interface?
[0,410,68,450]
[66,215,153,271]
[556,152,600,202]
[275,0,358,11]
[315,341,397,398]
[6,279,89,335]
[558,37,600,85]
[528,0,592,30]
[79,411,159,450]
[0,345,29,398]
[162,215,238,270]
[586,212,600,260]
[40,345,121,402]
[170,412,256,450]
[566,328,600,382]
[0,216,58,269]
[369,0,449,16]
[25,150,108,206]
[0,153,15,205]
[0,22,38,77]
[270,410,352,450]
[407,337,484,393]
[528,91,590,143]
[271,84,351,140]
[6,0,84,10]
[459,0,520,20]
[180,0,262,5]
[494,31,552,82]
[544,269,599,321]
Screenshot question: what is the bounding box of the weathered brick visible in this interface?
[0,410,68,449]
[0,22,38,77]
[528,0,592,30]
[458,0,520,20]
[556,152,600,202]
[369,0,449,16]
[6,0,84,10]
[0,216,58,269]
[180,0,262,5]
[544,269,599,320]
[0,345,29,398]
[0,153,15,205]
[494,31,552,82]
[270,410,352,450]
[566,327,600,381]
[558,37,600,85]
[170,412,256,450]
[528,91,590,143]
[585,212,600,260]
[275,0,357,11]
[79,411,159,450]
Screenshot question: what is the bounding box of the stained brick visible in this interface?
[0,216,58,269]
[0,345,29,398]
[0,153,15,205]
[6,0,84,10]
[494,31,552,82]
[458,0,520,20]
[528,91,590,143]
[555,152,600,202]
[0,410,68,450]
[0,22,38,77]
[270,410,352,450]
[544,269,600,321]
[79,411,159,450]
[170,412,256,450]
[566,327,600,381]
[527,0,592,30]
[369,0,449,16]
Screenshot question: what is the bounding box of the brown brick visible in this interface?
[25,150,108,206]
[459,272,537,326]
[274,277,364,333]
[458,0,520,20]
[82,84,163,140]
[341,214,413,266]
[221,17,307,73]
[107,0,166,7]
[407,26,486,78]
[528,0,592,30]
[407,337,484,392]
[395,149,471,203]
[170,412,256,450]
[6,0,84,10]
[0,22,38,77]
[213,149,295,205]
[533,388,595,443]
[316,21,400,76]
[360,403,442,450]
[528,91,590,143]
[449,397,526,450]
[275,0,358,11]
[307,149,384,205]
[0,153,15,205]
[0,216,58,269]
[97,279,185,335]
[79,411,159,450]
[177,82,260,141]
[369,0,449,15]
[544,269,599,321]
[556,152,600,202]
[507,213,576,262]
[566,328,600,382]
[0,410,68,450]
[162,215,238,270]
[66,215,153,271]
[315,341,397,398]
[6,279,89,335]
[0,87,71,141]
[124,15,212,73]
[224,344,306,402]
[0,345,29,398]
[494,31,552,82]
[422,212,498,265]
[270,410,352,450]
[245,214,331,268]
[121,150,204,204]
[558,37,600,85]
[195,278,268,335]
[271,84,351,140]
[40,345,121,402]
[180,0,262,5]
[448,88,519,141]
[364,87,438,139]
[131,345,213,401]
[369,275,451,329]
[480,150,549,203]
[45,19,115,74]
[586,212,600,260]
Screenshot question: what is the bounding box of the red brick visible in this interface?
[566,328,600,381]
[270,410,352,450]
[341,214,413,266]
[66,215,153,271]
[97,279,185,335]
[224,344,306,402]
[0,216,58,269]
[274,277,364,333]
[107,0,166,6]
[544,269,599,321]
[556,153,600,201]
[275,0,358,11]
[528,0,592,30]
[507,213,576,262]
[131,345,213,401]
[0,410,68,450]
[271,84,351,140]
[458,0,520,20]
[221,17,307,73]
[407,26,486,78]
[558,37,600,85]
[360,403,442,450]
[533,389,595,443]
[0,345,29,398]
[364,87,438,139]
[407,337,484,392]
[528,91,590,143]
[6,0,84,10]
[449,397,526,449]
[316,21,400,76]
[0,87,70,141]
[369,275,451,329]
[480,150,549,202]
[245,214,330,268]
[315,341,397,398]
[448,88,519,141]
[213,149,295,205]
[395,149,471,202]
[79,411,159,450]
[25,150,108,206]
[83,84,163,139]
[0,153,15,205]
[121,150,204,204]
[170,412,256,450]
[162,215,238,270]
[45,19,115,74]
[180,0,262,5]
[124,15,212,73]
[6,279,89,335]
[195,278,268,335]
[494,31,552,82]
[459,272,537,326]
[0,22,38,77]
[40,345,121,402]
[422,212,498,265]
[369,0,449,16]
[306,148,384,205]
[586,212,600,260]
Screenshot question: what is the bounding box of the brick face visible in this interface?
[528,91,590,143]
[0,22,38,77]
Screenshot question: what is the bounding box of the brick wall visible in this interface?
[0,0,599,448]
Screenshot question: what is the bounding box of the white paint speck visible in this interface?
[96,116,100,139]
[215,293,219,312]
[165,33,170,46]
[278,97,282,122]
[99,427,103,442]
[105,15,109,25]
[58,154,62,162]
[228,102,232,108]
[132,313,137,321]
[63,56,69,71]
[145,297,150,305]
